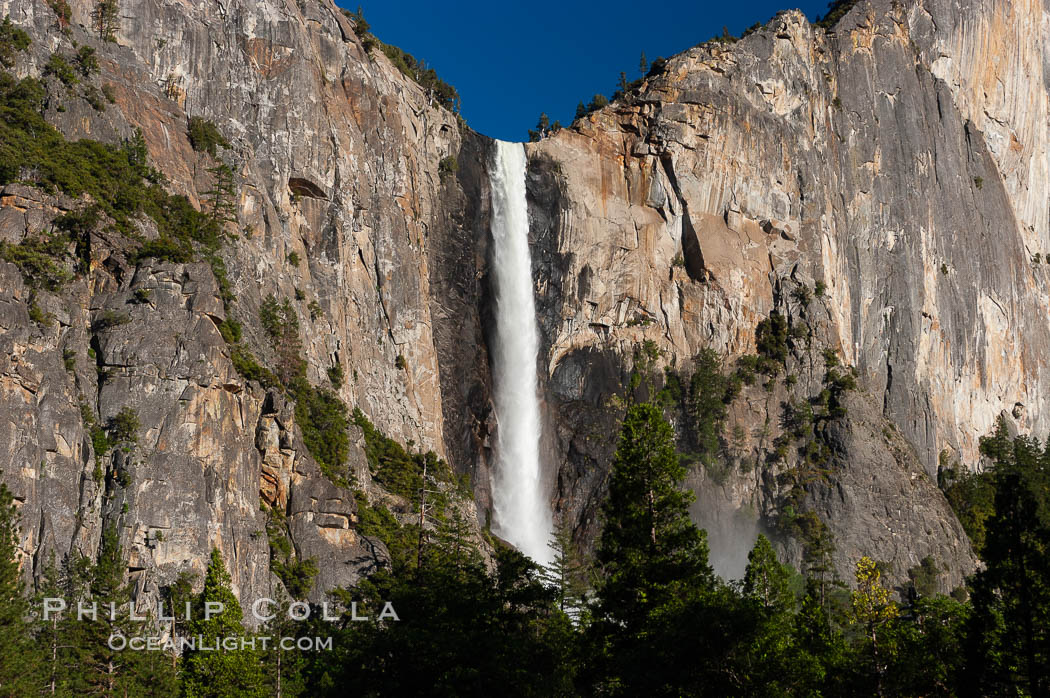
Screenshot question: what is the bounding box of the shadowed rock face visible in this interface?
[0,0,1041,598]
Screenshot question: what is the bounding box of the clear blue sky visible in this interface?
[337,1,829,142]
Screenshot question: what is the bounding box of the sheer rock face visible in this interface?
[0,0,1043,597]
[0,0,483,609]
[523,1,1049,586]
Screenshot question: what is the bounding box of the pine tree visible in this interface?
[72,526,175,697]
[743,534,793,612]
[965,431,1050,696]
[737,534,798,695]
[883,594,969,697]
[587,402,717,693]
[541,520,589,621]
[803,518,838,607]
[848,556,899,696]
[34,550,94,696]
[527,113,550,142]
[205,163,237,229]
[790,579,850,694]
[92,0,119,42]
[181,549,265,698]
[639,51,649,76]
[575,101,586,120]
[259,589,309,698]
[34,553,65,696]
[0,481,40,696]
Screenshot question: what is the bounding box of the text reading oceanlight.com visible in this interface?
[41,598,400,651]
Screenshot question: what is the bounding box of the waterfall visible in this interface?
[488,140,553,567]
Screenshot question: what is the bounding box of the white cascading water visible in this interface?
[488,140,553,567]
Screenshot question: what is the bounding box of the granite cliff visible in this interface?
[1,0,1044,602]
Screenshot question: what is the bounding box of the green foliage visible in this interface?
[29,298,54,325]
[101,82,116,103]
[91,0,120,41]
[939,459,996,555]
[81,83,106,111]
[743,534,794,612]
[93,308,130,331]
[791,283,812,307]
[680,348,739,476]
[817,0,860,29]
[742,22,763,38]
[187,116,229,157]
[181,549,266,698]
[352,490,418,572]
[229,345,278,388]
[80,402,112,466]
[713,26,738,44]
[135,235,193,263]
[293,380,350,483]
[0,481,41,694]
[346,5,369,36]
[541,520,590,620]
[378,42,459,112]
[107,405,139,443]
[394,353,406,370]
[204,163,238,227]
[353,407,455,502]
[74,46,99,77]
[527,113,550,142]
[326,362,344,387]
[45,53,78,87]
[46,0,72,24]
[233,291,359,486]
[586,402,717,693]
[964,426,1050,696]
[0,75,222,258]
[438,155,457,180]
[286,251,299,266]
[580,93,609,119]
[216,317,241,343]
[0,231,74,291]
[321,539,574,696]
[821,358,857,419]
[755,310,789,369]
[906,555,941,598]
[974,175,984,190]
[35,527,178,695]
[265,507,319,600]
[0,16,31,68]
[259,294,306,384]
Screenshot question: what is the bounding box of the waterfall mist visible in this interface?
[488,140,553,567]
